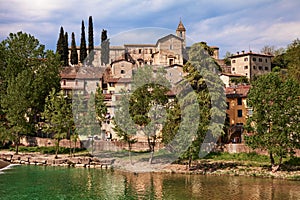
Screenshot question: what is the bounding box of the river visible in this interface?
[0,165,299,200]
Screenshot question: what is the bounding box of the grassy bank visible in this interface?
[8,146,88,155]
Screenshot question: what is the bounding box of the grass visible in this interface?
[9,146,88,155]
[202,152,270,163]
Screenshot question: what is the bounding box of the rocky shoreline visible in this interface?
[1,152,299,181]
[0,152,114,169]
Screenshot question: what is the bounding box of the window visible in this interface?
[169,59,174,65]
[150,60,153,65]
[226,102,230,109]
[253,66,256,70]
[237,98,242,105]
[259,66,263,70]
[259,58,262,62]
[150,49,153,54]
[75,80,78,86]
[121,70,125,74]
[232,67,235,71]
[170,44,173,50]
[96,82,99,87]
[253,57,256,61]
[180,31,183,37]
[237,110,243,117]
[139,49,142,54]
[265,67,269,71]
[244,58,248,61]
[109,83,115,87]
[63,80,66,85]
[232,60,236,63]
[244,66,248,70]
[265,59,268,63]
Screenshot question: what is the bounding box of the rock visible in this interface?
[75,164,86,168]
[0,159,10,169]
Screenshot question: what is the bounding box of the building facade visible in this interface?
[230,51,273,80]
[225,84,251,143]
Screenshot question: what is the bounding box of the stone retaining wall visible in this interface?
[0,153,114,169]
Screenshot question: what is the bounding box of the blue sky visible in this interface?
[0,0,300,57]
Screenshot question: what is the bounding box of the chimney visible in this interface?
[242,50,245,54]
[249,50,252,53]
[237,51,239,55]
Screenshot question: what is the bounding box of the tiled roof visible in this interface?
[177,20,186,31]
[225,85,251,98]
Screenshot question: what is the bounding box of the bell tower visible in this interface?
[176,19,186,48]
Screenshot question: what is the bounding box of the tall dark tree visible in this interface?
[70,32,78,65]
[56,26,66,65]
[80,20,87,64]
[101,29,107,43]
[101,29,109,65]
[64,32,69,66]
[88,16,94,53]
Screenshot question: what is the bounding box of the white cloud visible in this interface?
[0,0,299,55]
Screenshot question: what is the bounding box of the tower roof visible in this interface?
[176,20,186,31]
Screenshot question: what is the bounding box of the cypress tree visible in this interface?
[56,26,65,64]
[70,32,78,65]
[88,16,94,53]
[80,20,87,64]
[64,32,69,66]
[101,29,109,65]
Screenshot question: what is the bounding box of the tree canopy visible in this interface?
[245,72,300,170]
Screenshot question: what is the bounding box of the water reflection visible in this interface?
[0,165,299,200]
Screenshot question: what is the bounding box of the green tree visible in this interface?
[1,69,33,154]
[80,20,87,64]
[42,89,73,158]
[88,16,94,53]
[83,93,99,154]
[285,39,300,82]
[223,51,233,66]
[101,29,109,65]
[164,43,226,168]
[129,65,170,164]
[95,87,107,128]
[113,90,137,164]
[56,27,67,66]
[245,72,300,171]
[70,32,78,65]
[64,32,69,66]
[0,32,61,151]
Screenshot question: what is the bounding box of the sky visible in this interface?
[0,0,300,58]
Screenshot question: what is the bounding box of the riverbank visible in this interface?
[1,151,300,181]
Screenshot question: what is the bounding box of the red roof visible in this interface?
[225,85,251,98]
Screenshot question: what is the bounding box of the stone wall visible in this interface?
[20,136,82,148]
[222,144,300,157]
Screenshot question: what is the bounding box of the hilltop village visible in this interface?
[59,19,272,146]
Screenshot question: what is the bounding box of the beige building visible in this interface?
[230,51,273,80]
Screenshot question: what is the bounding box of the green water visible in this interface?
[0,165,300,200]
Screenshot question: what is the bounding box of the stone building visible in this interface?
[230,51,273,80]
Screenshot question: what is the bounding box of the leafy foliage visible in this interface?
[0,32,61,153]
[245,72,300,169]
[42,89,74,158]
